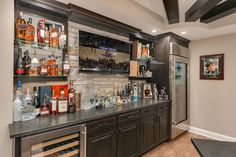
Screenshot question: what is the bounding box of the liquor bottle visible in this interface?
[59,25,66,49]
[47,55,52,75]
[44,27,50,48]
[56,56,63,76]
[25,17,35,44]
[50,91,58,115]
[39,58,48,76]
[22,50,32,75]
[28,50,39,76]
[40,94,50,116]
[58,89,68,113]
[50,54,57,76]
[32,87,40,117]
[15,46,25,75]
[50,24,59,48]
[13,90,22,122]
[37,18,46,48]
[68,81,76,113]
[16,80,23,101]
[63,54,70,76]
[22,89,35,121]
[15,11,26,40]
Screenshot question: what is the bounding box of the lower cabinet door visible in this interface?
[87,129,116,157]
[140,115,156,154]
[159,113,169,142]
[117,121,139,157]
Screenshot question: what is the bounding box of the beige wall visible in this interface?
[0,0,14,156]
[190,33,236,138]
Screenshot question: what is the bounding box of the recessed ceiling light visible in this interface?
[152,30,157,33]
[181,31,187,35]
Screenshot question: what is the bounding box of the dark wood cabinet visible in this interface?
[117,121,139,157]
[140,115,156,154]
[158,113,169,143]
[87,129,116,157]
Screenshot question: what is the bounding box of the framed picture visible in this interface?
[200,54,224,80]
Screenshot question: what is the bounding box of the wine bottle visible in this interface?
[15,47,25,75]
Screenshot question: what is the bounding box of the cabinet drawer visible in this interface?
[118,111,139,124]
[87,116,116,133]
[141,106,156,118]
[157,103,169,115]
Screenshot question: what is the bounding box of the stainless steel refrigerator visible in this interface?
[169,42,190,139]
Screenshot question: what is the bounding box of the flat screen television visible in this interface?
[79,31,130,73]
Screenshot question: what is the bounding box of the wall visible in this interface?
[190,33,236,139]
[0,0,14,156]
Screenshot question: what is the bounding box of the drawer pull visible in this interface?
[127,115,134,119]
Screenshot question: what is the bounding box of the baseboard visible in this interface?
[189,126,236,142]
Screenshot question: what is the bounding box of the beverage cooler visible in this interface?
[20,124,86,157]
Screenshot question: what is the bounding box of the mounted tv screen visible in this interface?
[79,31,130,73]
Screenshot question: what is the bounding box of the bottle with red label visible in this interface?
[68,81,76,113]
[58,89,68,113]
[15,46,25,75]
[50,91,58,115]
[37,18,46,48]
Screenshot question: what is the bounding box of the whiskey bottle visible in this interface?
[15,47,25,75]
[39,58,48,76]
[50,91,58,115]
[68,81,76,113]
[15,12,26,40]
[37,18,46,48]
[44,27,50,48]
[32,87,40,117]
[58,89,68,113]
[40,94,50,116]
[25,17,35,44]
[50,54,57,76]
[50,24,59,48]
[56,56,63,76]
[63,54,70,76]
[59,25,66,49]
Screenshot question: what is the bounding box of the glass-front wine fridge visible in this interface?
[20,124,86,157]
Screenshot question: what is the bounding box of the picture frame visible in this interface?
[200,54,224,80]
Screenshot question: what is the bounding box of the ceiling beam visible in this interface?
[200,0,236,23]
[185,0,223,22]
[163,0,179,24]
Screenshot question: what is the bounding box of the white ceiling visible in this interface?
[57,0,236,41]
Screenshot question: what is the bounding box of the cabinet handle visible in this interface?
[127,115,133,119]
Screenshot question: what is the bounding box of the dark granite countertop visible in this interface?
[9,100,170,139]
[192,138,236,157]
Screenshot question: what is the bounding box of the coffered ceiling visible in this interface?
[57,0,236,40]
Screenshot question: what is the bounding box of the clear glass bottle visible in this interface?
[68,81,76,113]
[37,18,46,48]
[50,24,59,48]
[25,17,35,44]
[58,89,68,113]
[32,87,40,117]
[15,11,26,40]
[40,94,49,116]
[13,90,22,122]
[28,50,39,76]
[50,91,58,115]
[22,89,35,121]
[57,56,63,76]
[63,54,70,76]
[59,25,66,49]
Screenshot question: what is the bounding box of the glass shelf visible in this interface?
[131,58,152,61]
[14,75,68,82]
[129,76,153,80]
[15,39,63,55]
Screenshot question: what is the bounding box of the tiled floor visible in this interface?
[143,132,208,157]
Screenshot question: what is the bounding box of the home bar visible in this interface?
[3,0,236,157]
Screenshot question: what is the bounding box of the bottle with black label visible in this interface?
[15,46,25,75]
[68,81,76,113]
[32,87,40,117]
